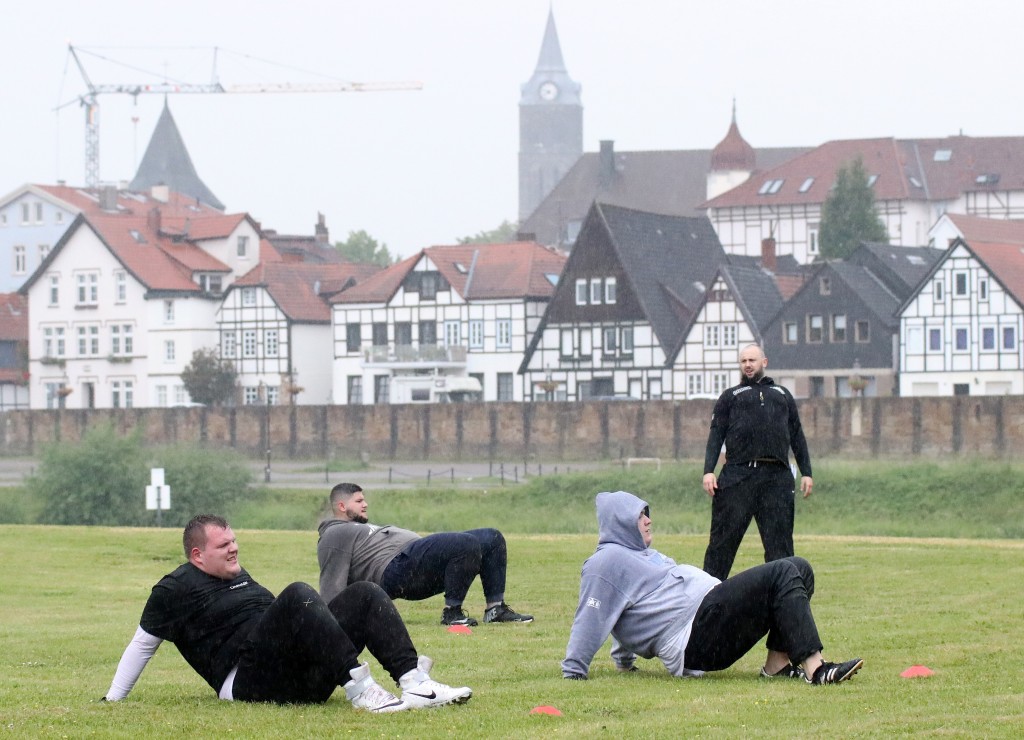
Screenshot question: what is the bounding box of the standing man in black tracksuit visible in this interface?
[701,343,813,580]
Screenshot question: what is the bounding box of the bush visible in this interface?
[27,424,253,527]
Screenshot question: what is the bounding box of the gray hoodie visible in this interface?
[561,491,720,678]
[316,518,420,602]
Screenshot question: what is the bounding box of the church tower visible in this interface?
[518,8,582,223]
[706,101,756,201]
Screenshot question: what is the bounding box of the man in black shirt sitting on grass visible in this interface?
[103,514,472,712]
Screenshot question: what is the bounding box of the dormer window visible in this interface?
[798,177,815,193]
[758,179,785,195]
[934,149,952,162]
[909,176,923,188]
[867,175,878,187]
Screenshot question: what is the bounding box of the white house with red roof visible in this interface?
[331,242,566,403]
[897,217,1024,396]
[19,208,273,409]
[703,135,1024,264]
[220,260,381,406]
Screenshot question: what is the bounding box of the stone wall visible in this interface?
[0,396,1019,461]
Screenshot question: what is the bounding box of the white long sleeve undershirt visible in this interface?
[105,626,162,701]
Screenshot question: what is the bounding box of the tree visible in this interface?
[457,219,520,245]
[335,230,394,266]
[818,157,889,259]
[180,348,237,406]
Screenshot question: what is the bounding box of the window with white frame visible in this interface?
[110,324,134,355]
[77,325,99,356]
[575,279,587,305]
[156,385,168,407]
[807,315,823,343]
[832,315,847,342]
[76,272,98,306]
[39,244,50,261]
[21,203,30,224]
[243,330,257,357]
[580,328,593,357]
[35,203,43,223]
[237,235,249,257]
[174,386,187,405]
[982,326,996,351]
[954,326,969,352]
[469,320,484,349]
[444,321,460,347]
[783,322,798,344]
[348,376,363,404]
[855,320,870,343]
[927,327,942,351]
[496,319,511,348]
[244,386,260,405]
[590,278,602,304]
[55,212,63,224]
[264,329,279,357]
[43,327,55,357]
[165,340,176,362]
[605,277,617,304]
[711,372,729,394]
[497,373,514,401]
[223,331,237,358]
[978,277,989,301]
[266,386,280,405]
[346,323,361,353]
[621,327,634,355]
[560,328,575,357]
[111,380,134,409]
[14,245,25,274]
[954,272,968,297]
[241,287,256,306]
[933,280,944,301]
[48,275,59,306]
[602,327,617,354]
[704,324,720,348]
[45,382,60,409]
[722,324,737,347]
[687,373,704,396]
[1003,326,1016,350]
[164,300,175,324]
[808,226,819,255]
[114,271,126,303]
[819,277,831,296]
[906,326,923,353]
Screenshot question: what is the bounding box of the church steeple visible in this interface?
[518,8,583,222]
[129,99,224,210]
[707,100,756,200]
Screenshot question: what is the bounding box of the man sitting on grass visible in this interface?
[104,514,472,712]
[562,491,863,685]
[318,482,532,627]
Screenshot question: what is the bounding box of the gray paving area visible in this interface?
[0,456,613,490]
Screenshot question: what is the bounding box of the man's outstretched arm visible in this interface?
[104,626,162,701]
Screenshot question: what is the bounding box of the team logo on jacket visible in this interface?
[586,597,601,609]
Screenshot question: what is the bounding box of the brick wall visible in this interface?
[0,396,1018,460]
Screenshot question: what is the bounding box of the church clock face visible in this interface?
[539,81,559,101]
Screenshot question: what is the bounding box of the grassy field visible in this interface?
[2,520,1022,738]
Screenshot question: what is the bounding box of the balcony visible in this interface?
[363,344,468,369]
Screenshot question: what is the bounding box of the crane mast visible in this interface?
[66,44,422,188]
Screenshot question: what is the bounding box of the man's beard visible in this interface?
[352,514,369,524]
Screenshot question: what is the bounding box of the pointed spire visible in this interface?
[128,99,224,210]
[711,100,755,172]
[535,7,567,72]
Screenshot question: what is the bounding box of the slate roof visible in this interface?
[829,261,902,328]
[848,242,944,296]
[718,263,784,334]
[704,135,1024,209]
[330,242,566,305]
[233,261,382,322]
[520,144,810,246]
[598,203,727,358]
[128,100,225,210]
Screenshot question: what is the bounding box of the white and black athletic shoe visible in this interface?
[399,656,473,709]
[807,658,864,685]
[344,662,407,712]
[759,663,805,679]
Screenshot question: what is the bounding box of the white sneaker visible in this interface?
[344,662,407,713]
[398,656,473,709]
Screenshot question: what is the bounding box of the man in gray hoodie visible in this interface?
[562,491,862,685]
[318,483,532,627]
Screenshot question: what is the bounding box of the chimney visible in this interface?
[151,184,170,203]
[147,207,162,234]
[100,185,118,211]
[599,140,615,185]
[760,237,777,272]
[315,212,328,244]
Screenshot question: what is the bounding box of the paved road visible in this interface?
[0,456,611,490]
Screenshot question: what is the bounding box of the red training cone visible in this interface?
[900,665,934,678]
[446,624,472,635]
[530,705,562,716]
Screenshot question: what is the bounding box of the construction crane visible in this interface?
[64,44,423,189]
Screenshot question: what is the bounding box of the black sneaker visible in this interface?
[482,602,534,623]
[759,663,805,679]
[440,606,478,626]
[807,658,863,685]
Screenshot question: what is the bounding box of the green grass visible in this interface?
[1,524,1022,738]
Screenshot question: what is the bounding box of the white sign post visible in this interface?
[145,468,171,527]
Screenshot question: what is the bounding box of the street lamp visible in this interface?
[258,381,271,482]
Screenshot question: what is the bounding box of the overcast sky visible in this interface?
[3,0,1022,258]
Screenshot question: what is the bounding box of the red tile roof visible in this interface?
[35,184,224,219]
[330,242,567,304]
[0,293,27,341]
[946,214,1024,245]
[234,261,382,321]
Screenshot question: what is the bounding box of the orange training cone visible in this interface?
[530,705,562,716]
[900,665,934,678]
